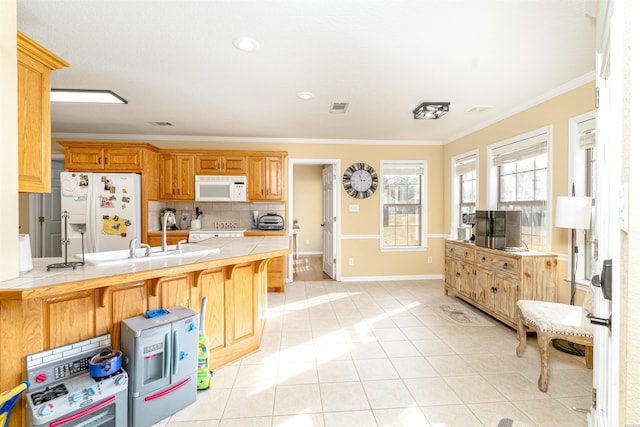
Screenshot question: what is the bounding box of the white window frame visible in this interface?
[379,160,428,252]
[568,111,596,289]
[487,126,553,252]
[451,150,479,236]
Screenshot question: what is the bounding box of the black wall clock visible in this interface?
[343,163,378,199]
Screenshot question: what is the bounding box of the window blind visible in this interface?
[383,163,425,175]
[492,133,547,166]
[455,155,477,176]
[578,118,596,149]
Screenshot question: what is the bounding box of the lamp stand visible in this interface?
[552,226,586,357]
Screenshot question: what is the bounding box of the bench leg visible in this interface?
[536,333,551,392]
[585,345,593,369]
[516,309,527,357]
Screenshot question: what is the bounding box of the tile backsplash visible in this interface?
[148,201,285,231]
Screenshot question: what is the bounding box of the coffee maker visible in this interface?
[160,208,178,230]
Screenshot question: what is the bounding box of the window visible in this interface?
[380,161,427,249]
[452,152,478,232]
[489,129,550,251]
[571,114,597,282]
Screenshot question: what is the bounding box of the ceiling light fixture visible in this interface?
[296,91,315,100]
[413,102,450,119]
[232,37,260,52]
[51,89,128,104]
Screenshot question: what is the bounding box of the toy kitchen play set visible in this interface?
[24,306,200,427]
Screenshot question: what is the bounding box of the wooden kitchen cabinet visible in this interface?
[198,269,226,352]
[444,240,557,329]
[195,262,267,368]
[17,32,68,193]
[196,154,247,175]
[248,155,285,201]
[146,232,189,247]
[64,146,143,171]
[244,229,288,292]
[152,274,193,309]
[159,153,195,200]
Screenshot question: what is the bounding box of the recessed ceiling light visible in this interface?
[232,37,260,52]
[296,91,315,100]
[148,121,174,127]
[51,89,127,104]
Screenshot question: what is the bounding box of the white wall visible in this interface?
[0,1,18,280]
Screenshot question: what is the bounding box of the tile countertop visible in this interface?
[0,236,290,296]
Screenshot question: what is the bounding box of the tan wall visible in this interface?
[1,4,18,280]
[50,84,591,281]
[292,165,323,254]
[443,82,595,303]
[54,139,445,279]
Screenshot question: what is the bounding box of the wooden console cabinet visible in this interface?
[444,240,557,328]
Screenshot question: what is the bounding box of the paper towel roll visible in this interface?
[19,234,33,272]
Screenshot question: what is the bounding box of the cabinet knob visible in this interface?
[464,251,468,256]
[450,247,453,252]
[456,272,461,277]
[503,262,508,269]
[482,256,486,262]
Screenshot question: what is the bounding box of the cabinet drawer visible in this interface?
[445,242,475,262]
[476,250,519,277]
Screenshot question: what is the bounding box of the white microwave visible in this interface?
[195,175,247,202]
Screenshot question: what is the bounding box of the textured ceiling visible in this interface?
[17,0,596,144]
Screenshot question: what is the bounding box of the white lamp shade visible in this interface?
[555,196,592,229]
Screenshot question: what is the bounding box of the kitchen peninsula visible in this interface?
[0,235,289,426]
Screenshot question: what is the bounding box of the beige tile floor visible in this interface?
[152,279,591,427]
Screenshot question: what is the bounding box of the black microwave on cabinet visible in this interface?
[475,210,522,249]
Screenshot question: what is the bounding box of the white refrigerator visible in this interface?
[60,172,142,257]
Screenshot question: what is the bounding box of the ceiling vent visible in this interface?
[148,121,174,127]
[467,105,493,113]
[329,102,349,114]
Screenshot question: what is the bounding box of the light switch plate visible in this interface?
[349,204,359,212]
[619,184,628,232]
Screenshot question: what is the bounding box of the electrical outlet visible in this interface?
[348,258,354,266]
[428,256,433,264]
[306,240,310,245]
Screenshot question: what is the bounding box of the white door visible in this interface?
[30,160,64,257]
[589,1,626,425]
[322,165,336,279]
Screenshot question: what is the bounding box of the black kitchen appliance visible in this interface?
[25,334,128,427]
[258,213,284,230]
[475,210,522,249]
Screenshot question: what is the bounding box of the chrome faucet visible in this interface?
[128,238,138,259]
[162,210,176,252]
[177,239,187,252]
[140,243,151,257]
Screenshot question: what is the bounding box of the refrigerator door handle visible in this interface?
[172,329,179,376]
[88,189,97,252]
[164,333,170,378]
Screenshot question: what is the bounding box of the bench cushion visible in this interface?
[517,300,594,338]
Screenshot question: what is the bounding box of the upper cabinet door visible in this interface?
[65,147,105,170]
[195,154,247,175]
[248,156,284,201]
[17,32,68,193]
[159,153,195,200]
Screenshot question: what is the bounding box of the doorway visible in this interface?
[29,157,64,257]
[288,159,341,282]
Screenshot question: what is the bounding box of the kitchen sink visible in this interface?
[78,245,221,266]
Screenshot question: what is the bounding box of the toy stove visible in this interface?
[25,334,128,427]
